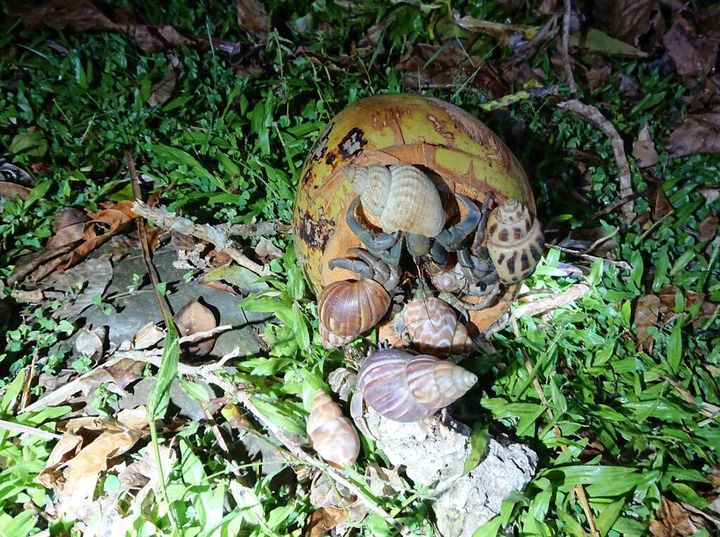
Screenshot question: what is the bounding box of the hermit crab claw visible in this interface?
[346,196,402,266]
[328,248,400,291]
[435,195,481,252]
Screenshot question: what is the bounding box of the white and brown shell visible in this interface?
[307,391,360,467]
[486,199,544,284]
[344,164,446,237]
[395,297,472,354]
[318,279,391,348]
[351,349,477,424]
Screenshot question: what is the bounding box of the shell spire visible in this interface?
[307,391,360,467]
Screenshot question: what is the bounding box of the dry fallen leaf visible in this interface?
[592,0,659,47]
[75,326,107,360]
[635,294,661,353]
[648,183,674,221]
[649,497,715,536]
[254,237,283,260]
[633,124,659,168]
[585,65,612,93]
[395,42,507,97]
[235,0,269,39]
[0,181,31,200]
[39,407,150,518]
[699,215,719,242]
[130,322,166,350]
[147,72,178,107]
[305,507,346,537]
[667,113,720,157]
[662,16,718,79]
[174,298,218,356]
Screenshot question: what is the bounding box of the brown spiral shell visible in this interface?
[486,199,544,284]
[307,391,360,467]
[318,279,391,348]
[344,164,446,237]
[395,297,472,354]
[351,349,477,423]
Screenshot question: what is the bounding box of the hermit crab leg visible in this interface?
[345,196,401,262]
[435,195,482,252]
[328,247,401,291]
[471,192,494,254]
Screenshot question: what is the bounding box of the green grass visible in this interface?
[1,0,719,535]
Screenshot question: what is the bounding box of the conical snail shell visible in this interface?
[344,165,446,237]
[318,279,391,348]
[486,199,544,284]
[307,392,360,467]
[354,349,477,422]
[395,297,472,354]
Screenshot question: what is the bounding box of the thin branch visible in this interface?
[557,100,634,224]
[561,0,578,97]
[550,245,632,270]
[228,221,291,237]
[132,201,271,276]
[0,418,62,441]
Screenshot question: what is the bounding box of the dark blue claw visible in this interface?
[436,195,481,252]
[346,196,400,254]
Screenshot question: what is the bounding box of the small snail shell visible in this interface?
[426,261,466,294]
[395,297,472,354]
[486,199,544,284]
[344,165,446,237]
[352,349,477,423]
[307,392,360,467]
[318,279,391,348]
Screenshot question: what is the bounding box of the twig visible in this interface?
[550,245,632,270]
[501,14,560,72]
[561,0,578,97]
[228,221,291,237]
[0,418,62,441]
[132,201,271,276]
[511,320,600,537]
[179,324,233,345]
[512,283,590,319]
[557,100,634,224]
[122,348,403,530]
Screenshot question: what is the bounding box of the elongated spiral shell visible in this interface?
[486,199,544,284]
[307,392,360,467]
[395,297,472,354]
[318,279,391,348]
[344,165,446,237]
[352,349,477,422]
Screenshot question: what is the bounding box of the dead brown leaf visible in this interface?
[667,113,720,157]
[663,16,719,79]
[0,181,31,200]
[254,237,283,261]
[121,24,193,53]
[39,408,149,517]
[305,507,346,537]
[648,183,674,220]
[699,215,719,242]
[649,497,715,536]
[453,14,538,46]
[635,294,660,353]
[585,65,612,93]
[592,0,659,47]
[396,42,507,97]
[235,0,269,39]
[12,0,116,31]
[174,298,218,356]
[147,72,178,107]
[633,124,659,168]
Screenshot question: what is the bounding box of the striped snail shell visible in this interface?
[351,349,477,423]
[343,164,446,237]
[307,391,360,467]
[486,199,544,284]
[395,297,472,354]
[426,261,466,294]
[318,279,391,349]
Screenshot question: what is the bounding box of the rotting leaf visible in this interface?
[174,298,218,357]
[592,0,659,47]
[635,294,661,353]
[667,113,720,157]
[648,183,674,221]
[585,65,612,93]
[633,124,659,168]
[305,507,346,537]
[649,497,715,536]
[255,237,283,261]
[39,407,150,518]
[662,16,718,79]
[148,72,178,107]
[395,42,507,97]
[235,0,269,40]
[0,182,31,200]
[698,215,719,242]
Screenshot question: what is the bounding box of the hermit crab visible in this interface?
[292,94,543,349]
